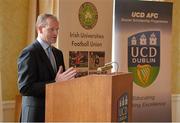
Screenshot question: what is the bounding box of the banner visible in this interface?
[59,0,113,76]
[114,0,173,121]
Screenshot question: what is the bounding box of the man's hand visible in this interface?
[55,66,77,82]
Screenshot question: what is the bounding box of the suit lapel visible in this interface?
[33,41,56,76]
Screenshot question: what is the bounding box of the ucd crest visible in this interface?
[128,31,160,88]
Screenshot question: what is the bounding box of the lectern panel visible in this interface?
[46,72,133,122]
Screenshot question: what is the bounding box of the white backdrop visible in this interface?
[58,0,113,75]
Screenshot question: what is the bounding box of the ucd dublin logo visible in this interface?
[128,31,160,88]
[79,2,98,30]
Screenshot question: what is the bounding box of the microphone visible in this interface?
[97,62,119,73]
[97,63,113,72]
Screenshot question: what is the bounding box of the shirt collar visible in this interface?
[37,37,50,50]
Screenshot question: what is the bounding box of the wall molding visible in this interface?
[2,100,15,121]
[172,94,180,122]
[2,100,15,110]
[172,94,180,101]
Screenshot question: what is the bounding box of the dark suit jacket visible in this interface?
[17,40,65,122]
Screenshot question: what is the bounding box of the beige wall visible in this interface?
[0,0,29,101]
[172,0,180,94]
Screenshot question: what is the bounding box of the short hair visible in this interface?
[36,13,58,28]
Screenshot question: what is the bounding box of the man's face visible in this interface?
[40,18,59,45]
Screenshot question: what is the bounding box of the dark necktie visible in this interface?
[47,46,57,72]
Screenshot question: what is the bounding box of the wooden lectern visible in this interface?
[45,72,133,122]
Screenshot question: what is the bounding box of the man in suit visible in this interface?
[17,13,77,122]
